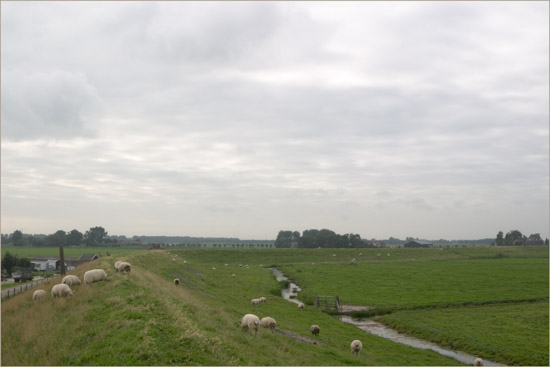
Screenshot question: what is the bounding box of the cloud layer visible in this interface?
[2,2,548,239]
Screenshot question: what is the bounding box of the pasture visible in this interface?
[1,245,144,259]
[1,246,548,365]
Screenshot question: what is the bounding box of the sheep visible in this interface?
[350,340,362,356]
[332,254,336,257]
[251,298,261,306]
[212,267,216,270]
[114,260,122,271]
[232,273,236,278]
[62,275,82,287]
[32,289,46,301]
[310,325,320,336]
[260,316,277,330]
[115,261,131,273]
[172,258,176,262]
[474,358,484,366]
[259,296,266,303]
[83,269,109,284]
[174,278,180,285]
[350,258,356,264]
[298,302,305,310]
[241,313,260,334]
[51,283,73,298]
[183,260,187,264]
[359,253,363,256]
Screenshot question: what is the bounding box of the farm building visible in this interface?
[525,234,544,246]
[30,253,99,272]
[404,240,434,248]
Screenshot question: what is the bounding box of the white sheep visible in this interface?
[351,340,362,356]
[232,273,236,278]
[259,296,266,303]
[241,313,260,334]
[114,260,122,271]
[115,261,131,273]
[174,278,180,285]
[83,269,109,284]
[298,302,305,310]
[183,260,187,264]
[32,289,46,301]
[62,275,82,287]
[212,267,216,270]
[310,325,320,336]
[260,316,277,330]
[172,258,176,262]
[51,283,73,298]
[474,358,484,366]
[251,298,261,306]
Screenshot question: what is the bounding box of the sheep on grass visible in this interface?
[310,325,320,336]
[232,274,236,278]
[259,296,266,303]
[241,313,260,334]
[62,275,81,287]
[115,261,131,273]
[298,302,305,310]
[251,298,261,306]
[51,283,73,298]
[260,316,277,330]
[350,340,362,356]
[174,278,180,286]
[474,358,484,366]
[83,269,109,284]
[32,289,46,301]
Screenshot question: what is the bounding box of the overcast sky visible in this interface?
[1,1,548,240]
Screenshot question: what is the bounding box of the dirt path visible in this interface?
[338,304,376,313]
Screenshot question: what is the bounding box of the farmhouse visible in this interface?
[30,253,99,272]
[525,234,544,246]
[404,240,434,248]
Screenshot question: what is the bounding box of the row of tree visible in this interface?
[275,229,372,248]
[3,227,113,247]
[1,252,31,276]
[495,230,548,246]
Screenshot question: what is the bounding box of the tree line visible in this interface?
[494,230,548,246]
[2,226,114,247]
[275,229,373,248]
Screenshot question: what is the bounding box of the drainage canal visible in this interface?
[270,267,505,366]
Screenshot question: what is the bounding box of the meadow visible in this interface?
[1,245,144,259]
[1,246,548,365]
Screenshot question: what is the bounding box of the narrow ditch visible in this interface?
[270,267,505,366]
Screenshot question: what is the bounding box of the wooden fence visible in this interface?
[315,295,340,311]
[1,277,54,300]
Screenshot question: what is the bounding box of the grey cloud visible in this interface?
[2,70,101,141]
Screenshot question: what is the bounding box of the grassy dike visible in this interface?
[2,249,462,366]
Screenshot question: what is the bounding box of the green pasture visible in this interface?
[379,301,549,366]
[1,246,548,365]
[1,245,144,259]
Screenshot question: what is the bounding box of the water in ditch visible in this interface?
[270,267,505,366]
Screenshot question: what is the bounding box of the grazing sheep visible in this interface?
[260,316,277,330]
[83,269,109,284]
[239,264,242,267]
[350,340,362,356]
[62,275,82,287]
[332,254,336,257]
[174,278,180,285]
[310,325,320,336]
[232,273,236,278]
[241,313,260,334]
[350,258,356,264]
[115,261,131,273]
[172,258,176,261]
[251,298,261,306]
[225,264,229,266]
[474,358,483,366]
[359,253,363,256]
[114,260,122,271]
[183,260,187,264]
[33,289,46,301]
[212,267,216,270]
[51,283,73,298]
[259,296,266,303]
[298,302,305,310]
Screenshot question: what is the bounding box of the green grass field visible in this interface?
[1,246,548,365]
[1,245,144,259]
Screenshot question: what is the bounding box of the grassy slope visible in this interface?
[2,250,461,366]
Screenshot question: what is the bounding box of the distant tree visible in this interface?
[504,230,524,246]
[9,230,24,246]
[275,230,300,248]
[48,230,67,247]
[495,231,504,246]
[67,229,83,246]
[85,226,108,246]
[17,256,31,267]
[2,252,18,275]
[545,238,549,246]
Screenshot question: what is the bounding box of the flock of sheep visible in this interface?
[30,255,486,366]
[32,261,130,301]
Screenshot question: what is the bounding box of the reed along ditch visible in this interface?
[270,267,505,366]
